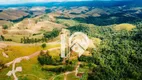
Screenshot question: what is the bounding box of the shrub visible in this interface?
[2,25,8,29]
[41,43,46,49]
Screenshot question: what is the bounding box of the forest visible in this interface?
[68,21,142,80]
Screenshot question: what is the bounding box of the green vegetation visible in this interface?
[38,51,75,73]
[1,20,142,80]
[20,37,47,44]
[42,65,74,73]
[37,21,142,80]
[0,35,4,41]
[35,14,49,23]
[2,24,8,29]
[38,51,56,65]
[44,29,60,40]
[69,22,142,80]
[67,23,96,36]
[0,43,60,80]
[56,19,79,27]
[41,43,46,49]
[80,72,88,80]
[66,72,79,80]
[3,35,45,43]
[114,23,136,31]
[74,15,139,26]
[2,22,13,29]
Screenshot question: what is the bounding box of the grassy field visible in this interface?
[56,19,79,27]
[0,42,60,80]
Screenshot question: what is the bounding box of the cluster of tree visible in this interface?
[43,29,60,40]
[20,37,47,44]
[38,51,61,65]
[69,21,142,80]
[38,51,53,65]
[67,23,90,34]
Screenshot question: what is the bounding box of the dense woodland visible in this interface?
[69,21,142,80]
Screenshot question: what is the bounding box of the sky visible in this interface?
[0,0,91,4]
[0,0,133,4]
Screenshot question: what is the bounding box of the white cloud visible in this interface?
[34,0,89,2]
[0,0,91,4]
[1,0,126,4]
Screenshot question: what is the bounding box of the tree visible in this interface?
[0,35,4,41]
[41,43,46,49]
[2,25,8,29]
[20,38,23,43]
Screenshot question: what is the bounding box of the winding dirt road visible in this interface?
[5,47,60,67]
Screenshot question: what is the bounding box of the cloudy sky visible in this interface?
[0,0,132,4]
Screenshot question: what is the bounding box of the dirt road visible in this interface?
[5,47,60,67]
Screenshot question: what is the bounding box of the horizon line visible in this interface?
[0,0,134,5]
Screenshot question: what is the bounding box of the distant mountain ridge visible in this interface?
[0,1,137,8]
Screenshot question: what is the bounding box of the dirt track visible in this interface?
[5,47,60,67]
